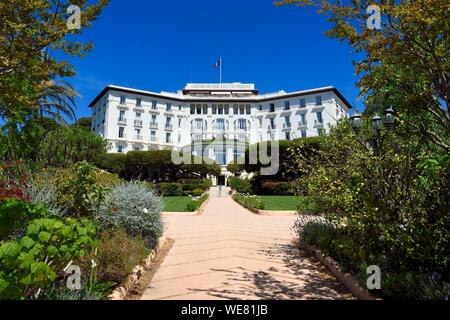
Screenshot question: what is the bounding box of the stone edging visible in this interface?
[109,236,167,300]
[305,244,380,300]
[257,210,298,216]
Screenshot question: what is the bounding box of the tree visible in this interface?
[277,0,450,151]
[37,79,79,125]
[74,117,92,131]
[0,0,109,122]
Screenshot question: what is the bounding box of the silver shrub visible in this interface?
[27,178,66,216]
[96,181,164,248]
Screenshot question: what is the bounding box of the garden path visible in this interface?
[141,189,349,300]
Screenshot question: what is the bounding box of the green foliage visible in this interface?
[228,177,252,194]
[292,119,450,299]
[95,150,221,182]
[96,181,163,248]
[0,123,108,167]
[186,193,209,212]
[61,162,109,217]
[0,198,48,241]
[232,194,265,212]
[89,229,147,284]
[157,183,183,196]
[0,216,97,300]
[253,180,294,195]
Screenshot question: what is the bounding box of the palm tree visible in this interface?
[36,79,79,125]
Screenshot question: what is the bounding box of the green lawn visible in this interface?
[162,196,193,212]
[259,196,300,211]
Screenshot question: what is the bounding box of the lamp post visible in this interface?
[350,106,396,156]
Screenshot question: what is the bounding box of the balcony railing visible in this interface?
[268,125,276,130]
[134,120,143,127]
[134,135,143,141]
[165,124,173,130]
[283,123,292,130]
[314,119,324,126]
[150,136,158,143]
[118,135,127,140]
[149,121,158,128]
[165,138,174,144]
[118,118,127,125]
[298,121,308,128]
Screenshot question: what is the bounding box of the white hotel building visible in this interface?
[89,83,351,182]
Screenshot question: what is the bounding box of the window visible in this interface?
[166,117,172,128]
[119,110,125,121]
[134,146,140,151]
[224,105,229,115]
[258,105,262,111]
[166,132,172,143]
[270,104,275,112]
[301,130,307,138]
[270,118,275,129]
[194,119,204,131]
[215,147,227,165]
[150,131,156,141]
[215,119,225,131]
[318,128,324,136]
[178,134,182,143]
[203,105,208,114]
[118,145,124,153]
[285,116,291,127]
[286,132,291,140]
[152,100,157,109]
[233,148,244,162]
[315,96,322,106]
[120,95,126,105]
[246,105,251,115]
[118,127,125,138]
[233,105,238,115]
[212,105,217,115]
[218,105,224,115]
[136,98,141,106]
[317,112,323,124]
[166,103,172,112]
[135,112,141,118]
[300,114,306,125]
[239,105,245,115]
[190,105,195,114]
[238,119,247,131]
[300,99,306,108]
[259,118,263,128]
[196,105,202,115]
[284,101,290,110]
[179,105,182,111]
[178,118,182,128]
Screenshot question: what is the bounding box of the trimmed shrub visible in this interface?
[157,183,183,196]
[232,193,265,212]
[96,181,164,248]
[228,177,252,194]
[91,229,147,284]
[191,189,204,197]
[186,193,209,212]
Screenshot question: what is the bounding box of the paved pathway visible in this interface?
[142,188,348,300]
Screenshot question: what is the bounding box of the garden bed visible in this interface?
[161,193,209,216]
[304,244,378,300]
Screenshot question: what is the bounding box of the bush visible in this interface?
[256,181,294,195]
[0,216,98,300]
[228,177,252,194]
[96,181,164,248]
[0,198,49,241]
[186,193,208,212]
[232,193,265,212]
[191,189,204,197]
[157,183,183,196]
[91,229,147,284]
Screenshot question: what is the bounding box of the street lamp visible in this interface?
[371,113,383,134]
[350,111,363,132]
[382,107,396,129]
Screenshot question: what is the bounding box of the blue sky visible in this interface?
[67,0,362,119]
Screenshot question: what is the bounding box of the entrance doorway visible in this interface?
[217,175,226,186]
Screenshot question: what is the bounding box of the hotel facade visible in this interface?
[89,83,352,183]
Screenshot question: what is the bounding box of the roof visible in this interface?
[88,84,353,109]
